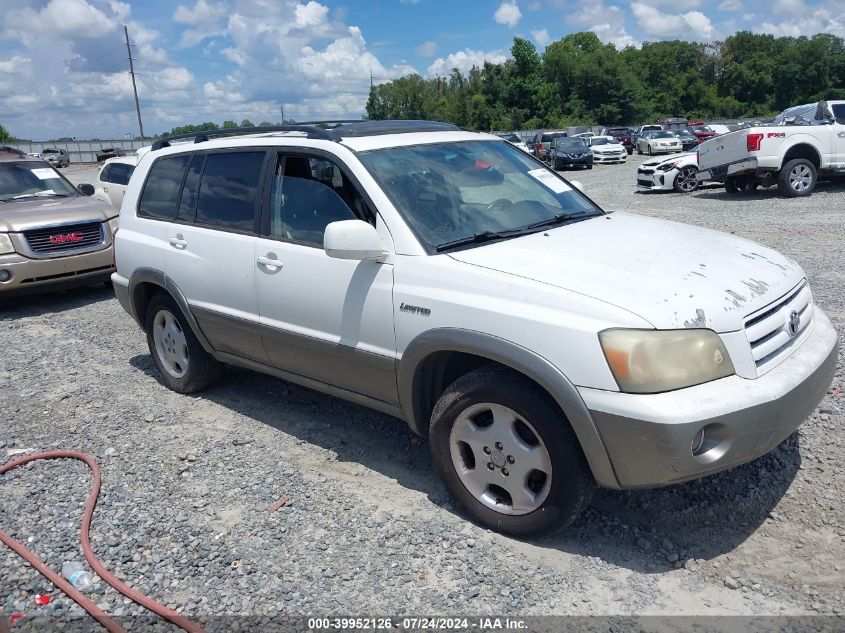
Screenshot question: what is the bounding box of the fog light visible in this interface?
[0,269,10,282]
[690,428,706,456]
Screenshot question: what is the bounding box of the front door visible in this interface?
[253,152,397,405]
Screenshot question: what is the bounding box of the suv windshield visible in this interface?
[0,162,78,202]
[554,138,587,149]
[359,140,602,252]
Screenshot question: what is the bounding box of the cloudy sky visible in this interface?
[1,0,842,140]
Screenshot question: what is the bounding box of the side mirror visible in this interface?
[77,183,95,196]
[570,180,584,193]
[324,220,385,261]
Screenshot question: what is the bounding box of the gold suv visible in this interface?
[0,147,117,296]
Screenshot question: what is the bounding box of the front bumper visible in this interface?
[593,153,627,163]
[553,155,592,168]
[0,247,114,295]
[579,308,838,488]
[635,169,674,190]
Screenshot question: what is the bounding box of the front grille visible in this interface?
[638,168,655,174]
[23,222,104,255]
[637,179,654,187]
[744,280,813,373]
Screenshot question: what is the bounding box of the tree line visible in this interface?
[365,31,845,130]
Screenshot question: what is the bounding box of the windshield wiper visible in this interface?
[435,230,519,252]
[522,211,594,231]
[11,192,72,200]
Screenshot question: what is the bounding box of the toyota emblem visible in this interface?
[787,310,801,336]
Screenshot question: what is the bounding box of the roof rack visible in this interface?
[149,120,464,151]
[150,125,340,151]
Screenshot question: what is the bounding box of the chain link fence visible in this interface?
[3,139,148,165]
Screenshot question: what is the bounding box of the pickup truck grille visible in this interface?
[744,280,814,374]
[23,222,104,255]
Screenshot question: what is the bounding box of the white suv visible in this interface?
[113,121,838,537]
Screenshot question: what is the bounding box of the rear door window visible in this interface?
[138,155,190,221]
[195,151,265,233]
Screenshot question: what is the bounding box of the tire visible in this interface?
[777,158,816,198]
[647,145,653,156]
[144,293,222,393]
[636,145,642,155]
[673,166,700,193]
[429,365,595,538]
[587,164,593,170]
[726,175,758,194]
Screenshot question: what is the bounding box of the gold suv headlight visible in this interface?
[599,329,735,394]
[0,233,14,256]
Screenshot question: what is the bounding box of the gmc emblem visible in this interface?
[49,232,84,245]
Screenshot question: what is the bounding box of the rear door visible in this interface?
[163,149,270,361]
[253,151,397,404]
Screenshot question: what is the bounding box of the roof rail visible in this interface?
[149,119,465,151]
[150,124,340,151]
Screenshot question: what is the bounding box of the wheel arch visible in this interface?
[128,268,215,354]
[398,329,620,488]
[781,142,822,170]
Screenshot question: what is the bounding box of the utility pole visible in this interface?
[124,25,145,140]
[370,69,374,89]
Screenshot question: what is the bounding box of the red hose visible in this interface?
[1,450,205,633]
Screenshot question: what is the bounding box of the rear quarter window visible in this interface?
[138,155,190,221]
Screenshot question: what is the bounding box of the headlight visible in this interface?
[0,233,14,256]
[657,162,679,171]
[107,217,119,233]
[599,328,734,393]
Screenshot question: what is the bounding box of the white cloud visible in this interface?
[417,40,438,57]
[772,0,806,17]
[631,2,715,40]
[531,28,551,46]
[173,0,227,25]
[633,0,702,9]
[718,0,743,11]
[5,0,117,44]
[569,0,638,48]
[759,2,845,37]
[426,49,509,77]
[494,1,522,27]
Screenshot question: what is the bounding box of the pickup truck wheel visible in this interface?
[778,158,816,197]
[429,366,595,538]
[724,176,758,194]
[145,294,222,393]
[673,166,700,193]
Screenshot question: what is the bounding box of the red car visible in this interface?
[689,121,716,141]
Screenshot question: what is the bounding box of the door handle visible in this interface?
[169,237,187,249]
[257,255,284,269]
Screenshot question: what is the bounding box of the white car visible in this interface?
[587,136,627,163]
[573,132,595,140]
[636,130,682,155]
[94,155,138,210]
[112,121,837,538]
[636,152,700,192]
[499,133,531,153]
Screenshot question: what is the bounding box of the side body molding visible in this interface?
[127,267,216,355]
[397,328,621,489]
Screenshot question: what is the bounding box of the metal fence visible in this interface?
[4,139,148,165]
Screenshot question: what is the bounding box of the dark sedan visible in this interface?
[550,137,593,170]
[670,129,699,151]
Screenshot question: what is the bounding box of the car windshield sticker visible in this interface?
[528,168,572,193]
[31,168,57,180]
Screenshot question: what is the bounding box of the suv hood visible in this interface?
[448,212,804,332]
[0,196,113,232]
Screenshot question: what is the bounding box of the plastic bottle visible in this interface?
[61,562,93,592]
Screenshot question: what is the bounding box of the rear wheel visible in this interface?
[429,366,595,538]
[777,158,816,197]
[725,175,758,194]
[673,166,700,193]
[145,294,222,393]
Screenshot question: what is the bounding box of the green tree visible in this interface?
[222,120,237,128]
[240,119,255,127]
[0,123,11,142]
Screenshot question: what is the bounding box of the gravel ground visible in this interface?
[1,157,843,629]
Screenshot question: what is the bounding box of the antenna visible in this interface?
[124,25,145,140]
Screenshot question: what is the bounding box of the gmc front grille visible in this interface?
[23,222,104,255]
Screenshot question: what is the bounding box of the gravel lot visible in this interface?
[2,157,843,628]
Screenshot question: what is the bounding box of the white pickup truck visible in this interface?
[698,100,845,197]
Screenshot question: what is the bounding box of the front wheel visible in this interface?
[145,294,222,393]
[778,158,816,197]
[673,166,700,193]
[429,366,595,538]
